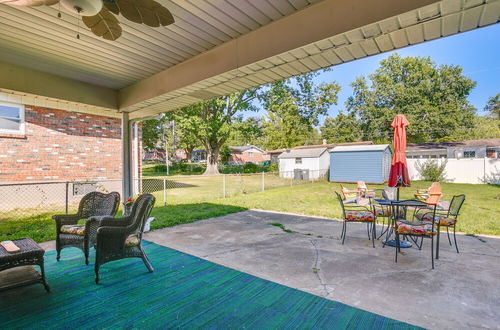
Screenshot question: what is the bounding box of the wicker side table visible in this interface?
[0,238,50,293]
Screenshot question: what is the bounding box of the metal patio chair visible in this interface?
[53,191,120,265]
[336,191,376,248]
[415,194,465,255]
[94,193,156,284]
[394,192,441,269]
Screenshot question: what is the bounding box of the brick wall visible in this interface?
[231,151,269,164]
[0,106,131,182]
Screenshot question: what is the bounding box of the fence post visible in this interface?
[163,178,167,207]
[223,174,226,198]
[261,171,265,192]
[65,181,69,214]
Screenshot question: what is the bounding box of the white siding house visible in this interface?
[278,147,330,180]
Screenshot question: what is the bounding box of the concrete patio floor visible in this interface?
[38,209,500,329]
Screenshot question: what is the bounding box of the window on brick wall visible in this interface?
[0,102,25,135]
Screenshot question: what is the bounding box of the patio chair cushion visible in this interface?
[345,210,375,221]
[415,213,456,226]
[396,220,437,236]
[125,234,140,247]
[373,207,391,217]
[60,224,86,236]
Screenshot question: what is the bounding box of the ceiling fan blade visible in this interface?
[115,0,142,24]
[0,0,58,6]
[83,7,122,41]
[155,4,174,26]
[114,0,174,27]
[103,1,119,15]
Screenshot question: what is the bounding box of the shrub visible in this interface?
[153,164,167,173]
[268,163,278,172]
[243,163,259,173]
[415,159,448,182]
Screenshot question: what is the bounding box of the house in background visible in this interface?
[278,147,330,180]
[407,138,500,159]
[266,148,286,164]
[143,148,166,162]
[406,138,500,184]
[0,102,140,183]
[229,145,268,164]
[329,144,392,184]
[191,149,206,163]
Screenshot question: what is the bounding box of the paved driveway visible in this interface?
[144,209,500,329]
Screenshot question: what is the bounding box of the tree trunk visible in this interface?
[204,146,220,175]
[185,147,194,162]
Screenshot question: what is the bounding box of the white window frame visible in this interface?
[0,102,25,135]
[295,157,302,164]
[463,151,476,158]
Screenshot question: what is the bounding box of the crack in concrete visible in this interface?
[309,239,334,297]
[201,248,243,259]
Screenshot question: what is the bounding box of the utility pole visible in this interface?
[163,120,169,176]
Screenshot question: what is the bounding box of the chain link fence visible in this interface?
[0,170,327,219]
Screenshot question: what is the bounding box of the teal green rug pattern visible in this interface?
[0,242,420,329]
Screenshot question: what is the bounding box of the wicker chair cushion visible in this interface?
[345,210,375,221]
[415,213,456,226]
[125,234,140,247]
[396,220,437,236]
[60,224,86,236]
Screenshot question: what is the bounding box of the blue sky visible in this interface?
[252,23,500,122]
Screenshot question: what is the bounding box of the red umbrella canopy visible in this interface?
[388,114,411,187]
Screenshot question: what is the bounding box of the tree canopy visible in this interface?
[172,89,258,174]
[260,73,340,150]
[344,54,477,143]
[485,93,500,119]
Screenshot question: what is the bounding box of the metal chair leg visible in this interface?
[436,224,441,260]
[342,222,347,245]
[453,225,459,253]
[431,236,435,270]
[395,234,399,262]
[446,226,452,246]
[371,222,375,248]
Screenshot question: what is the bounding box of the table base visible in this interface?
[384,239,412,248]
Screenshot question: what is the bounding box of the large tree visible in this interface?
[346,54,477,142]
[321,112,363,143]
[260,73,340,150]
[485,93,500,119]
[225,117,264,147]
[173,89,258,175]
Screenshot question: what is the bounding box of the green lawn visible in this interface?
[219,181,500,236]
[1,178,498,243]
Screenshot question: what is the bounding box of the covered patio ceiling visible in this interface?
[0,0,499,120]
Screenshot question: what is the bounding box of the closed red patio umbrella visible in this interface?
[386,114,411,248]
[388,114,411,190]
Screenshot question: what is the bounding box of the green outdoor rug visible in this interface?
[0,242,420,329]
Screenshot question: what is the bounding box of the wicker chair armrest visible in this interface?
[52,214,80,225]
[100,217,131,227]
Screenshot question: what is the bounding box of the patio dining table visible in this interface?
[373,199,429,248]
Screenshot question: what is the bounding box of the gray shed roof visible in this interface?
[278,147,327,159]
[331,144,390,152]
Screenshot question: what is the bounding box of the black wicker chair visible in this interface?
[53,191,120,265]
[94,193,156,284]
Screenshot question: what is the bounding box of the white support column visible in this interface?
[122,112,133,201]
